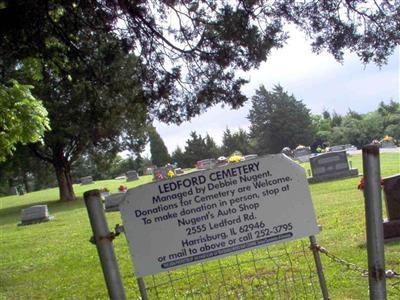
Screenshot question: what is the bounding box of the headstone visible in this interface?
[293,148,311,163]
[153,166,176,181]
[243,154,258,161]
[80,176,94,185]
[196,158,216,170]
[19,205,53,226]
[105,193,126,212]
[381,140,396,148]
[126,170,139,182]
[330,145,346,152]
[308,150,358,183]
[174,168,184,175]
[144,167,155,175]
[382,174,400,241]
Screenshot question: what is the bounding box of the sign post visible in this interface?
[120,154,319,277]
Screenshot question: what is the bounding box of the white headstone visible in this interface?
[120,154,319,277]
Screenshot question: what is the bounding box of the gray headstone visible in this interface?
[105,193,126,212]
[330,145,346,152]
[308,150,358,183]
[174,168,184,175]
[382,174,400,241]
[80,176,94,185]
[153,166,175,181]
[19,205,53,225]
[243,154,258,160]
[144,167,155,175]
[126,170,139,182]
[293,148,311,162]
[381,140,396,148]
[196,159,216,170]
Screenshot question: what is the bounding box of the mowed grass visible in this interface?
[0,153,399,299]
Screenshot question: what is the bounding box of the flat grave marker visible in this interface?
[120,154,319,276]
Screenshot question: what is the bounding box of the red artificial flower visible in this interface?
[357,176,384,190]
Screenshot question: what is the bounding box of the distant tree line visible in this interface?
[170,86,399,168]
[1,85,398,195]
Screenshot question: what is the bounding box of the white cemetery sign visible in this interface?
[120,154,319,277]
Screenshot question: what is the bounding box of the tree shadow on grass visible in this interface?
[0,197,86,226]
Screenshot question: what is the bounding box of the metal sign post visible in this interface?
[84,190,127,300]
[362,145,387,299]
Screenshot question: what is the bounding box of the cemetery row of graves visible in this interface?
[0,150,399,299]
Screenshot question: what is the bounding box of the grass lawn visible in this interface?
[1,153,399,299]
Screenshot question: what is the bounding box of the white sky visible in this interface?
[148,28,399,156]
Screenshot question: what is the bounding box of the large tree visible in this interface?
[6,32,150,201]
[249,85,314,154]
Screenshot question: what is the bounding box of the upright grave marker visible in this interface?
[120,154,319,276]
[126,170,139,182]
[19,205,53,225]
[293,148,311,163]
[308,150,358,183]
[80,176,94,185]
[382,174,400,241]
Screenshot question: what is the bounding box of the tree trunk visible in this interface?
[53,155,76,201]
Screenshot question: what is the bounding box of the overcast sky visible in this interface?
[149,28,399,156]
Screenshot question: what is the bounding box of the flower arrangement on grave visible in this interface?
[167,169,175,178]
[100,188,110,193]
[383,135,393,141]
[357,176,384,190]
[228,151,242,163]
[118,185,128,192]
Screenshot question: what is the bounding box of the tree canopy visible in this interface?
[0,81,49,161]
[2,0,399,123]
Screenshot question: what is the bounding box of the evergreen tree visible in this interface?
[171,147,186,168]
[248,85,314,154]
[204,134,221,159]
[221,128,252,156]
[148,127,170,167]
[183,132,208,167]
